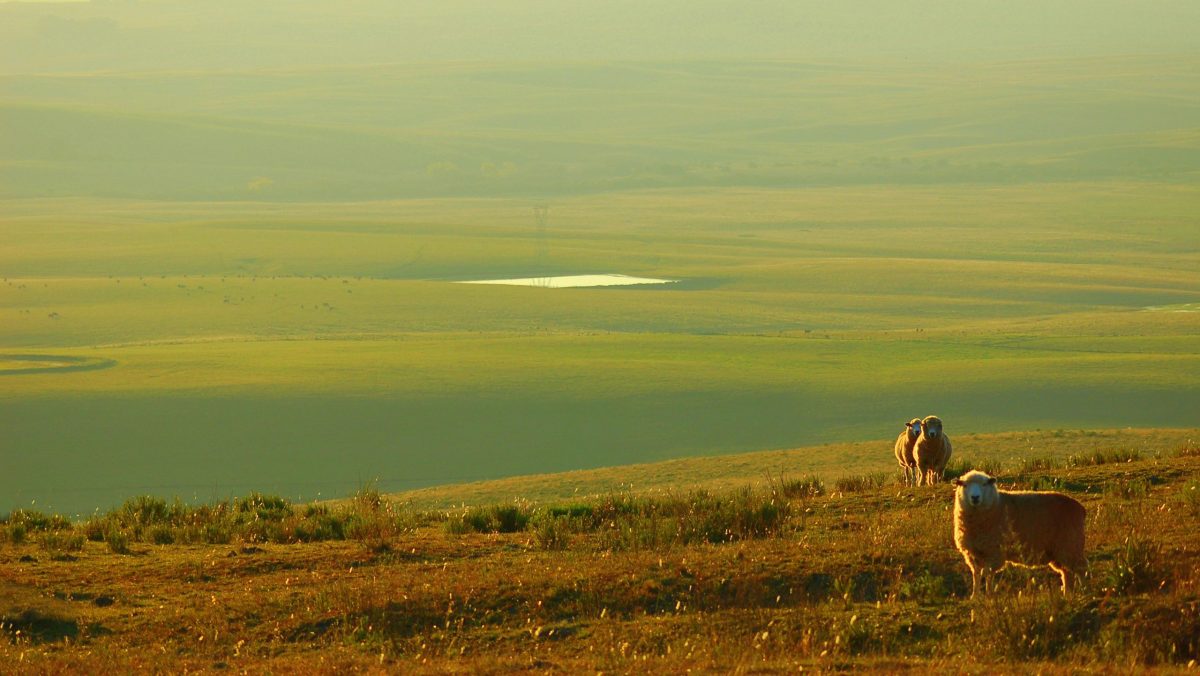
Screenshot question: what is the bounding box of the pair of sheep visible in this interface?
[894,415,952,486]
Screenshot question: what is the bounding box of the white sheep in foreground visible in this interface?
[893,418,922,486]
[914,415,952,486]
[953,470,1087,596]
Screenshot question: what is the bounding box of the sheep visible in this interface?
[913,415,952,486]
[953,470,1087,597]
[893,418,922,486]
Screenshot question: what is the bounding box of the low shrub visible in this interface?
[1103,537,1166,595]
[40,531,86,554]
[5,523,28,545]
[531,513,572,550]
[149,525,176,545]
[445,504,532,534]
[105,529,131,555]
[294,507,350,542]
[119,495,175,528]
[3,509,72,532]
[236,493,292,522]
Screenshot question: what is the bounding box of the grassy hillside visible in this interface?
[2,432,1198,672]
[385,428,1200,511]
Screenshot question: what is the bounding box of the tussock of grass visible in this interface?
[834,473,888,493]
[1102,536,1167,595]
[773,474,826,500]
[445,504,532,535]
[38,532,85,556]
[1178,481,1200,516]
[103,529,131,555]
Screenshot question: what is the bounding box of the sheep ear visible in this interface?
[953,478,964,487]
[986,477,996,485]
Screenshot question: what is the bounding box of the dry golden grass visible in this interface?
[3,432,1199,673]
[388,427,1200,511]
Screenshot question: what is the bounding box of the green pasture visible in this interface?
[2,182,1198,516]
[1,54,1198,515]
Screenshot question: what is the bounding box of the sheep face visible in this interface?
[921,415,944,439]
[954,470,998,511]
[906,418,922,439]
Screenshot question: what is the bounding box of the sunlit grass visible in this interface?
[3,446,1198,671]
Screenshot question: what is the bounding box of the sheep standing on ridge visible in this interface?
[953,470,1087,597]
[893,418,922,486]
[914,415,952,486]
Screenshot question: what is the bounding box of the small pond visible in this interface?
[457,273,678,288]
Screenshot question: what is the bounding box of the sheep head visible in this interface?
[954,470,998,510]
[921,415,944,439]
[906,418,922,438]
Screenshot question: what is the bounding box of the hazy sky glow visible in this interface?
[1,1,1196,202]
[1,0,1198,75]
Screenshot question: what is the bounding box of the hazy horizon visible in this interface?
[3,0,1199,76]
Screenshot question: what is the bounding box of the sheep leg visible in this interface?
[968,559,999,598]
[980,566,997,596]
[1050,563,1075,596]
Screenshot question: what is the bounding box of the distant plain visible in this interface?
[2,54,1198,515]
